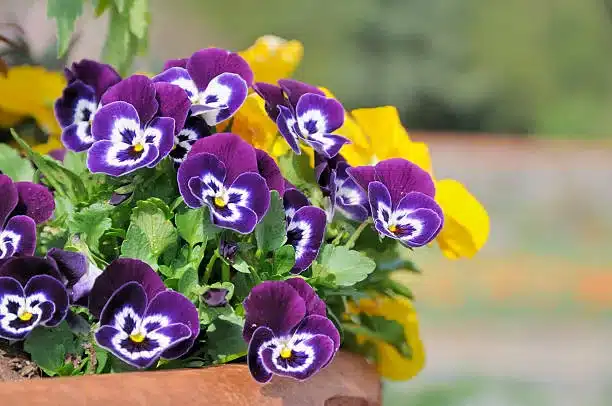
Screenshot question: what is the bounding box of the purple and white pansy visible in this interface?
[283,189,326,274]
[87,75,191,177]
[169,114,212,165]
[0,257,69,340]
[89,259,199,368]
[153,48,253,126]
[254,79,349,158]
[46,248,102,305]
[315,154,369,223]
[178,133,270,234]
[348,158,444,247]
[243,278,340,383]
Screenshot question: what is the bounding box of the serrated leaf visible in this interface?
[121,225,156,266]
[129,0,149,38]
[255,190,287,252]
[47,0,83,56]
[0,144,35,181]
[175,207,207,247]
[318,245,376,286]
[24,322,80,376]
[178,267,199,300]
[67,203,113,252]
[206,313,246,363]
[273,245,295,275]
[278,151,316,190]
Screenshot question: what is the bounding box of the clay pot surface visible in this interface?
[0,351,380,405]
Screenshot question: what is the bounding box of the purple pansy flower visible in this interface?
[243,278,339,383]
[348,158,444,247]
[315,154,369,223]
[54,59,121,152]
[89,259,200,368]
[255,148,286,196]
[46,248,102,305]
[169,114,212,165]
[0,257,70,340]
[283,189,326,274]
[87,75,191,177]
[202,287,229,307]
[253,79,349,158]
[177,133,270,234]
[153,48,253,126]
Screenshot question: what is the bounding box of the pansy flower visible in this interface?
[153,48,253,126]
[348,158,444,247]
[283,189,326,274]
[87,75,190,176]
[253,79,349,158]
[0,175,55,262]
[89,259,200,368]
[169,114,212,165]
[243,278,340,383]
[0,257,69,340]
[178,133,270,234]
[315,153,369,222]
[54,59,121,152]
[46,248,102,305]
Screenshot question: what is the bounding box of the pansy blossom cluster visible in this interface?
[0,35,487,385]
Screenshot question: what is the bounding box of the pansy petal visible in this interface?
[209,203,258,234]
[368,181,392,226]
[189,133,258,184]
[144,117,175,166]
[307,133,349,159]
[252,82,286,121]
[154,323,193,360]
[99,281,147,328]
[247,326,274,383]
[91,101,140,142]
[346,165,376,193]
[187,48,253,91]
[202,287,229,307]
[0,175,18,227]
[87,140,158,177]
[336,202,369,223]
[13,182,55,224]
[283,188,310,222]
[228,172,270,220]
[154,82,190,133]
[243,280,306,341]
[396,192,443,221]
[374,158,435,204]
[46,248,87,284]
[0,277,35,341]
[397,208,443,247]
[146,290,200,359]
[284,278,326,318]
[54,80,96,128]
[295,94,344,133]
[374,219,397,239]
[295,315,340,352]
[170,115,211,165]
[0,257,62,286]
[162,58,188,70]
[61,122,94,152]
[70,263,103,304]
[197,73,248,126]
[152,67,198,100]
[100,75,158,123]
[177,152,226,208]
[88,259,165,319]
[68,59,121,99]
[288,206,326,274]
[2,216,36,257]
[276,105,300,154]
[255,149,285,195]
[278,79,324,108]
[23,274,69,326]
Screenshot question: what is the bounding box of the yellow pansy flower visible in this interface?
[350,296,425,381]
[239,35,304,85]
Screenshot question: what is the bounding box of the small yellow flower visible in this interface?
[239,35,304,85]
[350,296,425,381]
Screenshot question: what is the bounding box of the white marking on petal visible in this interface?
[375,201,392,228]
[287,219,313,261]
[0,230,20,259]
[105,143,154,168]
[258,332,317,373]
[0,293,47,335]
[74,99,98,123]
[173,78,198,100]
[113,306,142,333]
[110,117,141,144]
[297,109,327,136]
[75,122,94,145]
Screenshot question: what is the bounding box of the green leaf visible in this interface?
[24,322,80,376]
[121,225,156,266]
[255,191,287,252]
[93,0,112,17]
[317,245,376,286]
[206,313,247,363]
[62,151,88,175]
[129,0,149,38]
[273,245,295,275]
[178,267,199,300]
[95,346,109,373]
[103,7,133,75]
[278,151,316,190]
[175,207,207,247]
[354,314,412,359]
[47,0,83,56]
[67,203,113,252]
[0,144,35,181]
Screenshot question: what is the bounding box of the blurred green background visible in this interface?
[2,0,612,404]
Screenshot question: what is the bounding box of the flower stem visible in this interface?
[221,260,230,282]
[203,250,219,284]
[344,218,372,250]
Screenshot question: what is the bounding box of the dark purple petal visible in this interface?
[163,58,188,70]
[255,149,285,195]
[88,259,165,319]
[252,82,286,121]
[396,208,443,247]
[243,281,306,341]
[0,257,62,286]
[347,165,376,194]
[229,172,270,221]
[154,82,190,133]
[278,79,325,108]
[374,158,435,204]
[46,248,87,284]
[336,201,369,223]
[196,73,248,126]
[177,152,226,208]
[109,192,131,206]
[0,276,23,298]
[61,123,94,152]
[247,326,274,383]
[187,48,253,91]
[0,175,18,227]
[87,140,158,177]
[23,275,69,327]
[99,281,147,327]
[101,75,159,124]
[91,101,140,142]
[2,216,36,257]
[49,149,67,162]
[13,182,55,224]
[368,181,392,227]
[276,105,300,154]
[209,203,258,234]
[170,115,212,165]
[307,133,349,159]
[284,278,326,318]
[202,287,229,307]
[147,290,199,359]
[295,94,344,133]
[68,59,121,100]
[144,117,175,167]
[396,191,444,236]
[152,67,197,100]
[54,80,97,128]
[154,323,193,360]
[188,133,258,184]
[287,206,326,274]
[295,315,340,352]
[283,188,310,222]
[315,153,345,187]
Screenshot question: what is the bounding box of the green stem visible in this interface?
[344,218,372,250]
[221,260,230,282]
[250,264,262,284]
[331,230,346,246]
[203,250,219,284]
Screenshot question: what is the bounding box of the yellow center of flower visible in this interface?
[133,143,144,152]
[18,311,33,321]
[214,196,227,208]
[280,347,292,359]
[388,224,398,234]
[130,332,146,343]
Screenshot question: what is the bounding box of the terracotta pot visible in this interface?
[0,351,380,405]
